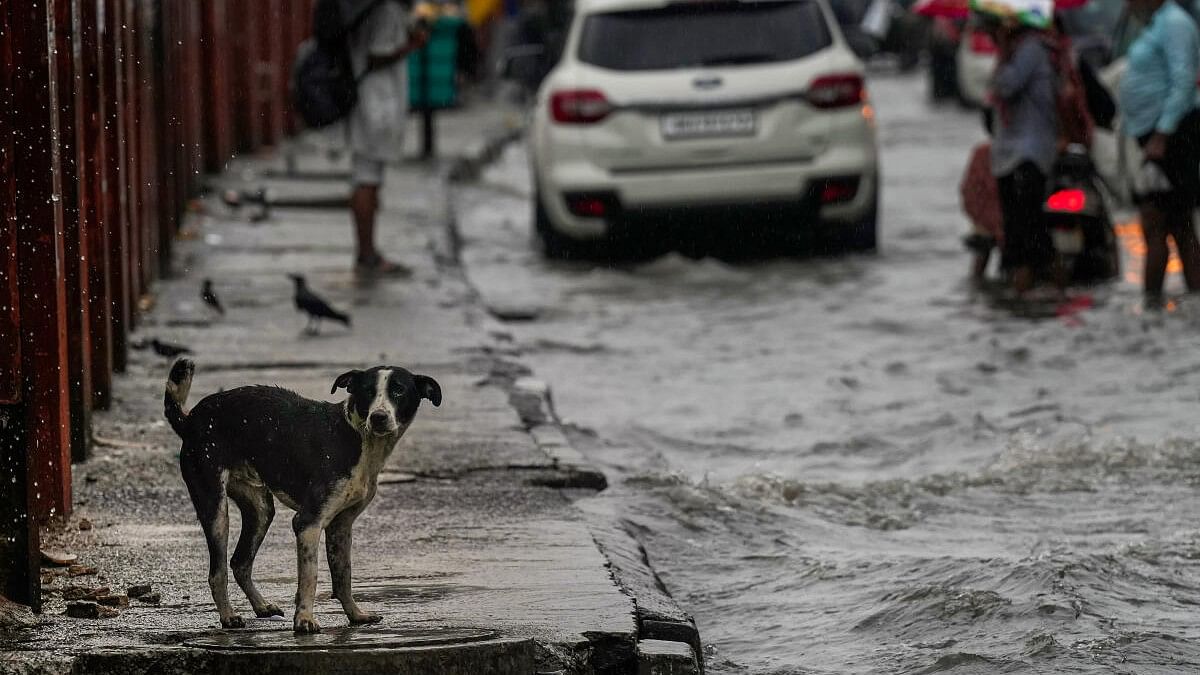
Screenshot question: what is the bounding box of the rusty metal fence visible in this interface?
[0,0,315,610]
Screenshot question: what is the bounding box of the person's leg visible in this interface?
[965,229,994,283]
[1141,203,1169,298]
[349,158,410,277]
[1007,162,1046,296]
[1166,208,1200,291]
[971,249,991,283]
[350,156,383,263]
[997,172,1019,280]
[351,183,380,262]
[1168,112,1200,292]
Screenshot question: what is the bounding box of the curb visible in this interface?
[508,375,608,491]
[503,375,703,672]
[433,116,523,268]
[638,639,700,675]
[68,637,535,675]
[444,123,525,185]
[439,123,703,673]
[582,504,705,675]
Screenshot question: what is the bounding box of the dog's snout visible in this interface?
[369,411,390,428]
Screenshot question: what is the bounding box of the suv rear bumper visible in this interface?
[535,149,877,239]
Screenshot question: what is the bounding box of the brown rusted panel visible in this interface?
[79,0,113,410]
[12,0,75,520]
[183,0,205,183]
[0,2,23,405]
[264,0,286,146]
[273,0,285,143]
[141,1,161,282]
[0,3,41,612]
[283,0,310,136]
[55,0,94,464]
[134,0,164,278]
[203,0,234,170]
[230,1,259,152]
[104,0,130,372]
[130,0,153,293]
[158,0,181,265]
[121,0,142,315]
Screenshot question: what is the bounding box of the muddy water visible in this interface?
[455,72,1200,673]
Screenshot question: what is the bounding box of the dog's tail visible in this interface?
[165,358,195,436]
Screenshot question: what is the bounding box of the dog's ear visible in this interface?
[331,370,363,394]
[415,374,442,407]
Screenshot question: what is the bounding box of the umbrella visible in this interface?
[913,0,1084,19]
[913,0,969,19]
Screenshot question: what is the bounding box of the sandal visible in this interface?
[355,254,413,279]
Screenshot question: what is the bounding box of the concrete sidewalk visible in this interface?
[0,104,699,674]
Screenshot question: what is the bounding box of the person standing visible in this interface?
[1119,0,1200,302]
[989,19,1059,297]
[346,0,429,277]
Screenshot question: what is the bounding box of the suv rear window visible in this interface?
[578,0,833,71]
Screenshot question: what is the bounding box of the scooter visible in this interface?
[1043,144,1120,284]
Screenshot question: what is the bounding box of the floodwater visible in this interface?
[454,72,1200,673]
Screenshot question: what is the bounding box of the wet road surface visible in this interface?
[454,72,1200,673]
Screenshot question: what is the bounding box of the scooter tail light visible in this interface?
[550,89,613,124]
[1046,188,1086,213]
[807,74,865,109]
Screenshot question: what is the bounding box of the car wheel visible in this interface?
[839,193,879,253]
[533,189,605,260]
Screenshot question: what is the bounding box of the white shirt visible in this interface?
[347,0,410,162]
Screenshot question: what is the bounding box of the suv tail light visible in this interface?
[806,74,865,109]
[564,192,618,218]
[969,30,997,54]
[818,177,860,204]
[551,89,613,124]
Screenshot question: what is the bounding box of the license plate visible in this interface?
[661,109,756,140]
[1051,227,1084,255]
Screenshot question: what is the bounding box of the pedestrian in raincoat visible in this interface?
[347,0,429,277]
[1119,0,1200,302]
[988,16,1058,297]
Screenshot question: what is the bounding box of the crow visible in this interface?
[201,279,224,316]
[288,274,351,334]
[149,338,193,358]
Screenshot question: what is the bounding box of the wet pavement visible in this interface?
[0,104,694,674]
[452,71,1200,673]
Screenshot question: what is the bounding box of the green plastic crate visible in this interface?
[409,15,463,109]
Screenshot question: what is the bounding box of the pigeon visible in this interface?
[149,338,193,358]
[201,279,224,316]
[288,274,351,334]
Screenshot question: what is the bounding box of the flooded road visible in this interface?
[454,72,1200,673]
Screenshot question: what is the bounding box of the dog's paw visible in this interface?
[255,603,285,618]
[293,613,322,634]
[221,615,246,629]
[348,611,382,625]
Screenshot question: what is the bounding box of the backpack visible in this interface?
[1042,33,1093,149]
[291,0,385,129]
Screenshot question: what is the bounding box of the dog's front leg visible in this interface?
[326,506,380,625]
[292,514,324,634]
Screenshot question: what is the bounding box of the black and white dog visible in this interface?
[164,359,441,633]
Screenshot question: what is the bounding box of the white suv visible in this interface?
[527,0,880,256]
